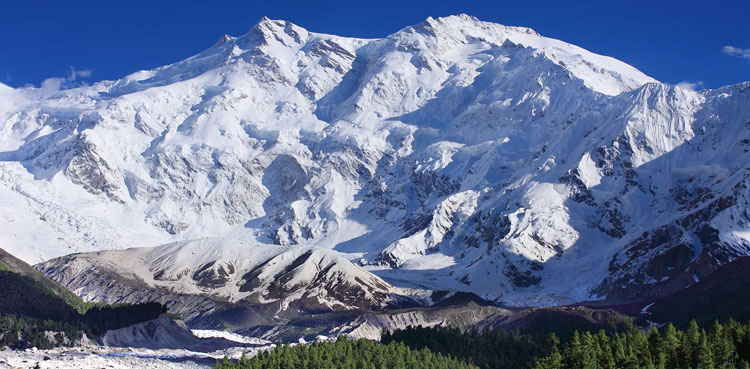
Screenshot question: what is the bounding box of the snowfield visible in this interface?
[1,14,749,312]
[191,330,271,345]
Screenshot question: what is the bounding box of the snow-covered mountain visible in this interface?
[38,238,427,324]
[2,15,750,309]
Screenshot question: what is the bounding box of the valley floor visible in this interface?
[0,345,259,369]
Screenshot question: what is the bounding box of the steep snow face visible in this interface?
[3,15,750,307]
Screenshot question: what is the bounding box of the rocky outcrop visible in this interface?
[99,314,245,351]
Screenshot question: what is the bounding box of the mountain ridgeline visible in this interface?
[0,14,748,335]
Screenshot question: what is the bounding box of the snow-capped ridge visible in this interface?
[416,14,539,38]
[246,16,310,47]
[213,34,235,47]
[3,15,750,311]
[388,14,654,96]
[38,239,424,320]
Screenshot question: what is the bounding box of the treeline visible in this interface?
[80,302,166,335]
[0,270,80,320]
[0,302,165,349]
[534,320,750,369]
[379,319,750,369]
[214,336,477,369]
[382,325,550,369]
[0,268,167,349]
[0,314,86,349]
[213,319,750,369]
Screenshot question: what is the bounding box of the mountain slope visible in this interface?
[1,15,749,308]
[0,247,86,314]
[0,247,169,349]
[642,256,750,327]
[37,238,427,327]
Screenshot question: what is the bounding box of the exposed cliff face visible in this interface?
[0,15,749,309]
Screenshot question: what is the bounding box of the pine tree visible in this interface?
[712,320,736,368]
[698,329,716,369]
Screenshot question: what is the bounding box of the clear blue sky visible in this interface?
[1,0,749,89]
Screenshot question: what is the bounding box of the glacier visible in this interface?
[2,14,750,312]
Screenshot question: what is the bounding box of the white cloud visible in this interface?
[70,68,92,79]
[40,77,66,91]
[676,81,703,91]
[39,66,93,92]
[723,46,750,61]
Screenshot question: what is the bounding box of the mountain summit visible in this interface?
[1,16,749,310]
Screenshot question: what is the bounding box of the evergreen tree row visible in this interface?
[381,325,550,369]
[0,314,86,349]
[0,270,80,320]
[214,336,477,369]
[80,302,166,335]
[0,303,166,349]
[534,320,750,369]
[0,269,167,349]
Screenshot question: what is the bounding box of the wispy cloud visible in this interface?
[723,46,750,61]
[676,81,703,91]
[39,66,92,92]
